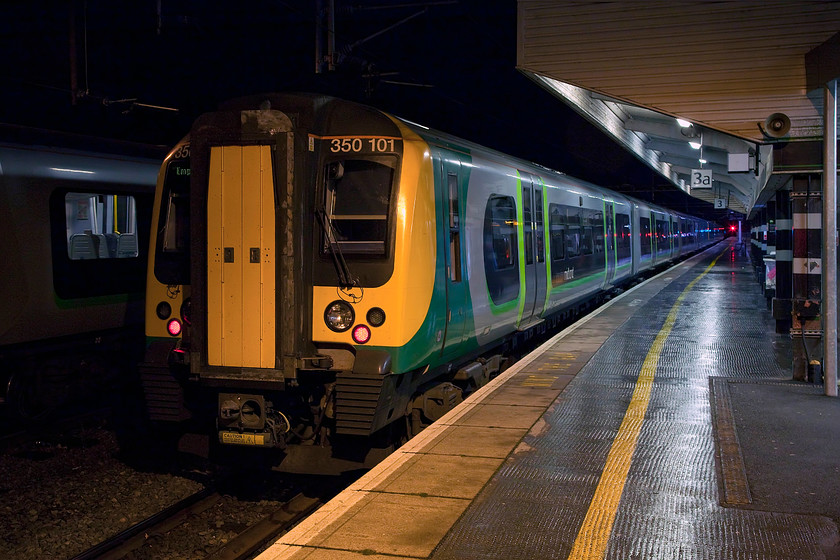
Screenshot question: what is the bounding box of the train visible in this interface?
[0,126,162,421]
[139,93,723,468]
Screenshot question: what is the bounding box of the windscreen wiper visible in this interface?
[316,208,357,289]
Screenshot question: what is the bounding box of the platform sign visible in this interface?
[691,168,712,189]
[715,198,727,209]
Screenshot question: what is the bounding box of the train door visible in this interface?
[604,201,616,286]
[439,149,467,354]
[520,173,547,328]
[206,145,277,368]
[672,218,680,257]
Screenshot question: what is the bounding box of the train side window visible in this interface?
[50,188,152,300]
[655,217,669,253]
[580,227,594,255]
[592,226,604,254]
[565,228,580,258]
[548,204,565,262]
[64,192,138,260]
[448,173,461,282]
[592,211,604,254]
[522,187,533,265]
[551,230,565,261]
[524,230,533,265]
[483,195,519,305]
[535,191,544,263]
[616,213,631,260]
[448,173,459,229]
[640,217,651,256]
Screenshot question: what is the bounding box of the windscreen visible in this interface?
[154,151,191,284]
[323,156,396,256]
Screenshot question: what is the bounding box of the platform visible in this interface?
[256,238,840,560]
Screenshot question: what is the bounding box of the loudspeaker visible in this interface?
[763,113,791,138]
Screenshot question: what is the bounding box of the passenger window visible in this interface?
[448,173,459,229]
[640,217,651,256]
[655,217,669,253]
[565,228,580,258]
[592,225,604,254]
[591,211,604,254]
[448,173,461,282]
[525,231,534,265]
[483,195,519,305]
[616,213,631,260]
[549,204,566,263]
[65,193,139,260]
[581,227,594,255]
[51,188,152,300]
[535,190,544,263]
[551,231,564,261]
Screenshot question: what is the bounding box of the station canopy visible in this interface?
[516,1,840,220]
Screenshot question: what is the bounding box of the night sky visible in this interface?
[1,0,692,208]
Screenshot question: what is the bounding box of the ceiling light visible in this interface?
[689,141,702,149]
[699,158,707,164]
[676,118,692,128]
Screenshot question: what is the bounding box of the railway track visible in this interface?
[0,407,112,454]
[69,488,220,560]
[204,491,325,560]
[69,474,344,560]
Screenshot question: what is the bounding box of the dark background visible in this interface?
[1,0,699,212]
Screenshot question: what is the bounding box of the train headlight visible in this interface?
[352,324,371,344]
[366,307,386,327]
[325,301,354,332]
[156,301,172,320]
[167,319,182,337]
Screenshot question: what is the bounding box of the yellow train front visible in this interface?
[141,94,461,462]
[140,93,722,464]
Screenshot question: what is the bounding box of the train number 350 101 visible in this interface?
[330,137,396,153]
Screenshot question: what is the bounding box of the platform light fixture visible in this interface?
[676,118,692,128]
[689,130,703,150]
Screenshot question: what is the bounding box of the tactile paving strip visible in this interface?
[431,249,838,560]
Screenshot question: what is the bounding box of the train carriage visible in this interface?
[0,127,161,419]
[140,94,722,466]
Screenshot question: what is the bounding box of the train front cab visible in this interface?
[141,99,444,455]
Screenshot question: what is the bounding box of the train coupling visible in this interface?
[217,392,289,448]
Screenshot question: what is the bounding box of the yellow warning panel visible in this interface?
[220,431,268,446]
[207,145,276,368]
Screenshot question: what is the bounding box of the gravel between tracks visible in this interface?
[0,425,206,559]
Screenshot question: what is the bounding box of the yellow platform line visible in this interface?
[567,247,728,560]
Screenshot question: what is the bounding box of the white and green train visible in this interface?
[0,127,160,420]
[140,94,722,466]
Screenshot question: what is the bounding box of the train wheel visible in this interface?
[5,369,51,421]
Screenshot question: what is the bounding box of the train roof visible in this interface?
[0,124,163,186]
[0,123,169,161]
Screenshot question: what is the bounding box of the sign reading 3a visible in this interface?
[691,169,712,189]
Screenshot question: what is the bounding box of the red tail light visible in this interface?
[352,324,371,344]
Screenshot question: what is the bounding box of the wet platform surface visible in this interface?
[257,239,840,560]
